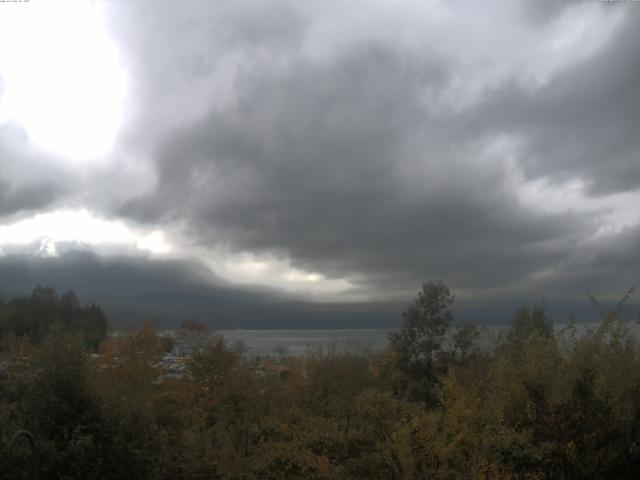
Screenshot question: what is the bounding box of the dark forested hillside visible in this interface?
[0,286,107,348]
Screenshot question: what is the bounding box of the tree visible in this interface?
[191,336,238,386]
[388,280,455,405]
[452,321,482,362]
[176,319,211,338]
[503,304,553,354]
[230,338,250,357]
[16,328,107,479]
[0,287,108,348]
[175,319,213,355]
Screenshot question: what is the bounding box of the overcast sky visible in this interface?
[0,0,639,304]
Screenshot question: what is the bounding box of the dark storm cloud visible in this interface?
[0,125,70,218]
[98,1,640,300]
[0,247,285,301]
[119,37,596,296]
[0,177,60,217]
[516,224,640,302]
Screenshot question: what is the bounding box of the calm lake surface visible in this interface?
[218,329,392,357]
[218,322,640,357]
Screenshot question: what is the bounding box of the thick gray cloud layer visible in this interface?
[122,43,592,296]
[1,0,640,304]
[109,1,639,299]
[477,15,640,195]
[0,249,213,295]
[0,125,71,218]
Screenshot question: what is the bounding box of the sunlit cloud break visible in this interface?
[0,0,127,161]
[0,210,172,256]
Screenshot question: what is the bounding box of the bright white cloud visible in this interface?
[203,250,357,300]
[0,0,127,161]
[0,209,172,255]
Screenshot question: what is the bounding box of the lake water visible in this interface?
[219,322,640,357]
[218,329,392,357]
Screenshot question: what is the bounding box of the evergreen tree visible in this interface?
[388,280,454,404]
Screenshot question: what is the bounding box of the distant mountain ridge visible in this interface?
[77,291,634,330]
[1,252,635,329]
[2,287,634,330]
[83,290,403,330]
